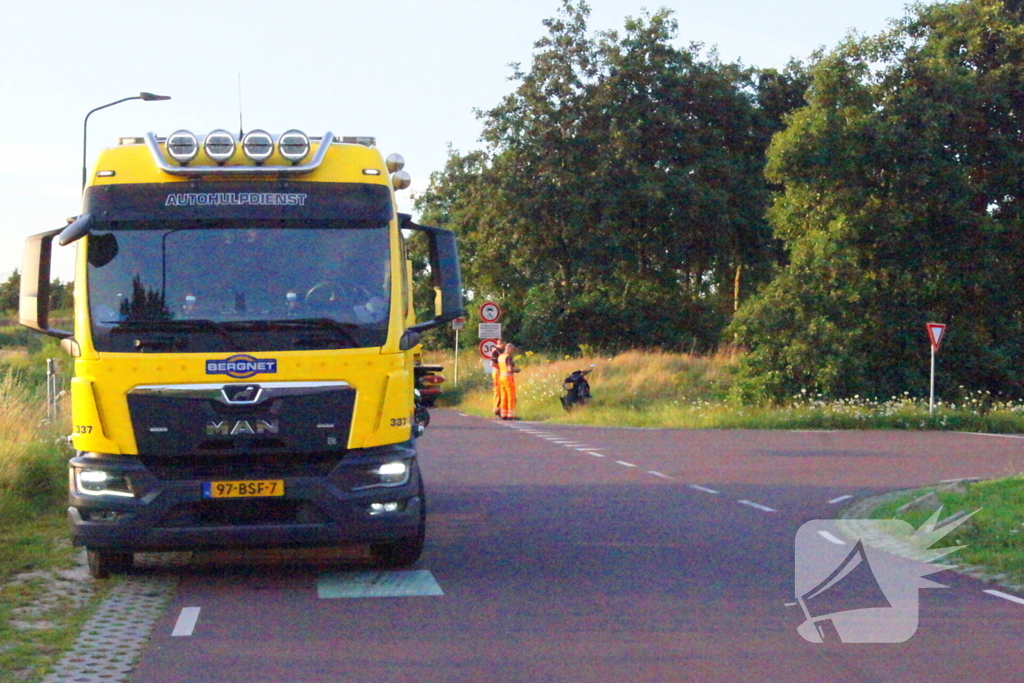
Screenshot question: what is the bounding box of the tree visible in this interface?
[731,0,1024,401]
[417,0,787,353]
[0,270,19,312]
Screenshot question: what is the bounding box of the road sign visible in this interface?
[926,322,947,414]
[479,338,500,359]
[926,323,946,352]
[452,317,465,331]
[478,323,501,339]
[480,302,502,323]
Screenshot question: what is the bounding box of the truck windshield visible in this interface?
[87,219,391,352]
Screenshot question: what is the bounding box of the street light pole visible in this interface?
[82,91,170,192]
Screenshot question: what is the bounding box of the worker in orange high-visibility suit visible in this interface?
[498,343,521,420]
[490,341,506,418]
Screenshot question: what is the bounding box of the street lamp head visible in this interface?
[82,92,172,192]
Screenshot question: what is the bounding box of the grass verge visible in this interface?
[429,348,1024,432]
[0,364,113,683]
[862,477,1024,589]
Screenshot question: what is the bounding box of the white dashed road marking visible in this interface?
[983,590,1024,606]
[171,607,201,637]
[738,500,777,513]
[828,495,854,504]
[500,416,786,513]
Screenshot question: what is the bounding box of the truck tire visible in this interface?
[87,549,133,579]
[369,483,426,568]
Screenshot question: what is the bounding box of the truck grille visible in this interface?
[128,382,355,457]
[140,451,341,480]
[156,499,328,527]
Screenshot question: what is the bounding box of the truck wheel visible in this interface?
[87,549,133,579]
[370,484,426,568]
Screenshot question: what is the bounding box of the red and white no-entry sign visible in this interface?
[926,323,947,352]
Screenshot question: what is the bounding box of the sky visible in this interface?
[0,0,914,280]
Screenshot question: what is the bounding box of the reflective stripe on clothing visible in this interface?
[499,376,516,419]
[498,352,516,378]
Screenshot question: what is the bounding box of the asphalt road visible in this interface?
[129,411,1024,682]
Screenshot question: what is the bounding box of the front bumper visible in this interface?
[68,442,423,552]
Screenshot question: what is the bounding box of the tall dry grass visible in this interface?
[429,347,1024,431]
[0,370,68,501]
[427,348,739,425]
[0,373,48,478]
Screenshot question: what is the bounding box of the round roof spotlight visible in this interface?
[204,129,236,164]
[392,170,412,191]
[166,130,199,165]
[278,129,310,164]
[242,129,274,164]
[386,153,405,174]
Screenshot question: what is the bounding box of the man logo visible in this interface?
[223,385,260,403]
[791,508,978,643]
[206,419,280,436]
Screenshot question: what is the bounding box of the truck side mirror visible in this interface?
[399,214,465,333]
[21,228,73,339]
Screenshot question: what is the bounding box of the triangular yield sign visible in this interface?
[926,323,946,351]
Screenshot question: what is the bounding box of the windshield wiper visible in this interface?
[238,318,362,348]
[108,319,243,350]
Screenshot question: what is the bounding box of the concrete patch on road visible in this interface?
[317,570,444,599]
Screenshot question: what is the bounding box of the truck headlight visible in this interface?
[352,460,410,490]
[75,468,135,498]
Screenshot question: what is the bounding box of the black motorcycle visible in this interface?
[560,365,594,411]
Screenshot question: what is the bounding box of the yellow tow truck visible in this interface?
[20,128,463,577]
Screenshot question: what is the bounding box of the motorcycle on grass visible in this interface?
[560,365,594,412]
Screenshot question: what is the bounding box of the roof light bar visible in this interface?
[166,130,199,165]
[204,129,236,164]
[147,131,335,175]
[278,129,310,163]
[242,129,274,163]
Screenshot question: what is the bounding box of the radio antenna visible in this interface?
[237,73,244,139]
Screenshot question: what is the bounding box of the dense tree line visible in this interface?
[0,271,72,313]
[730,0,1024,400]
[416,0,1024,401]
[415,0,807,353]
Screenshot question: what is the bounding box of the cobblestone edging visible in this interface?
[837,489,1024,594]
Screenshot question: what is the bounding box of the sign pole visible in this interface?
[454,328,460,386]
[929,345,936,414]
